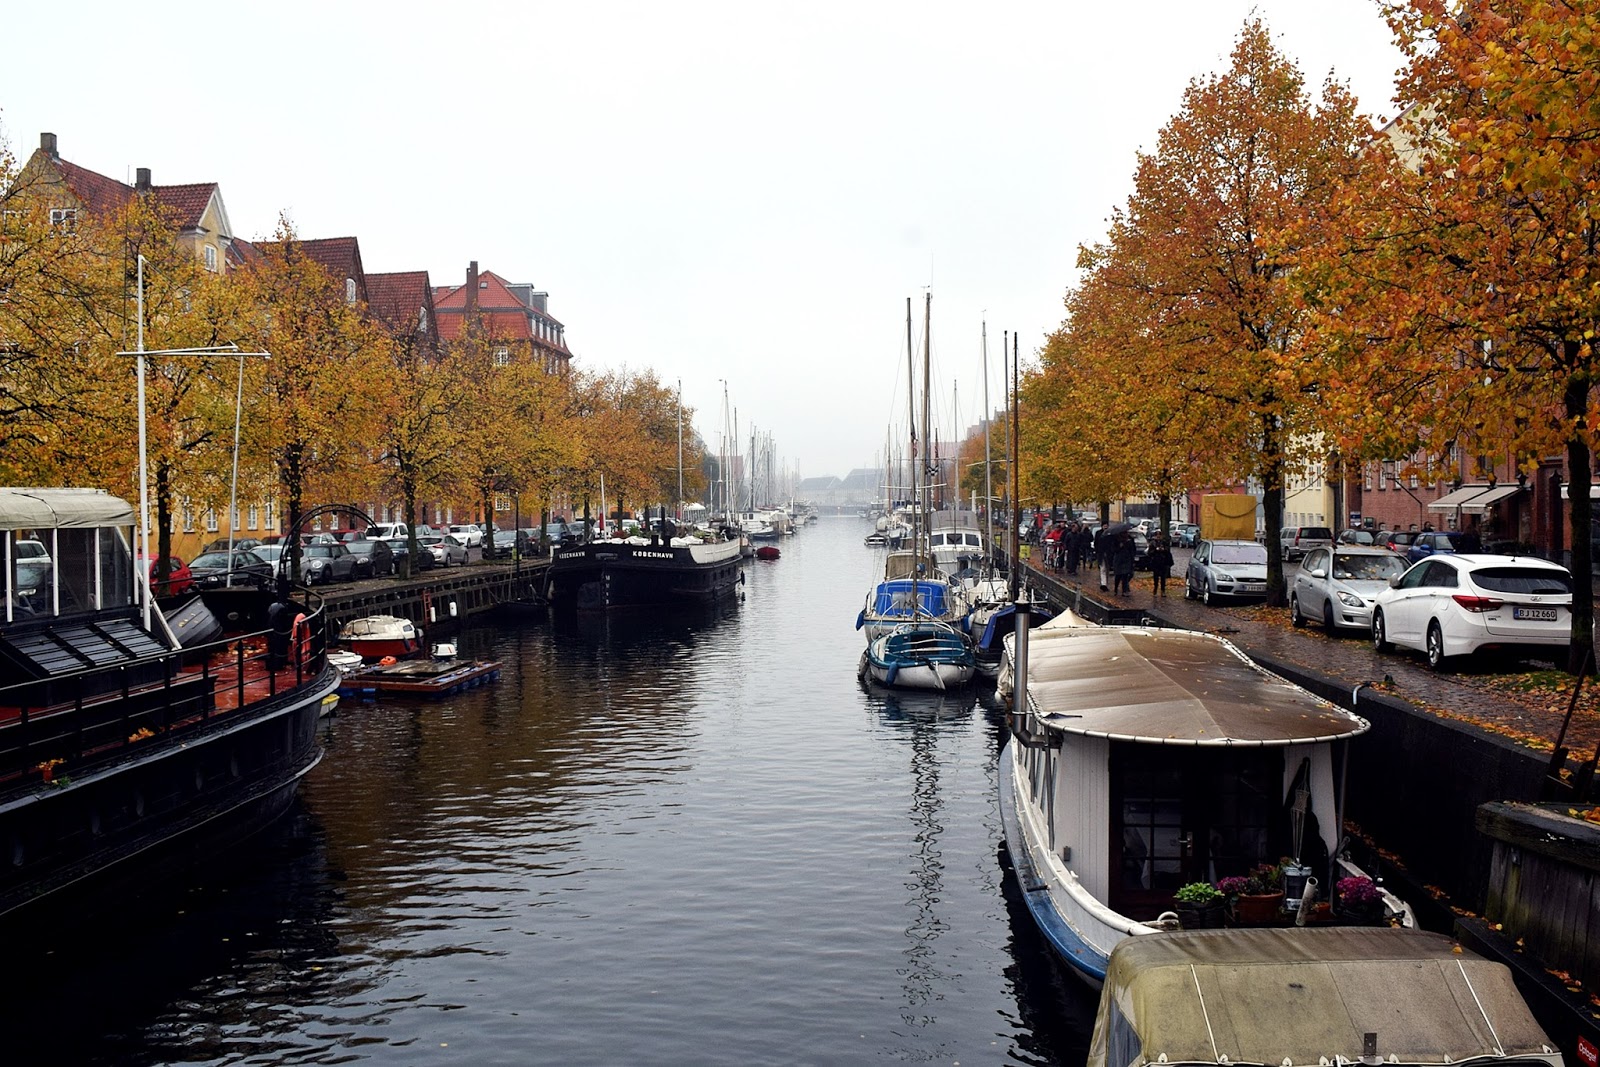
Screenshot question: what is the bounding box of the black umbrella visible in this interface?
[1102,521,1132,537]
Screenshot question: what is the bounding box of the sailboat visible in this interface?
[858,294,975,690]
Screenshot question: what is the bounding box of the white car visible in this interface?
[447,524,485,548]
[1290,546,1407,633]
[1371,554,1573,669]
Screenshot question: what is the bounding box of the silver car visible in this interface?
[1290,546,1406,633]
[1185,538,1268,604]
[421,533,469,566]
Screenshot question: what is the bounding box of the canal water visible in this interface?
[6,518,1097,1066]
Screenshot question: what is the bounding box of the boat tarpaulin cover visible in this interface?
[0,488,135,531]
[1088,927,1561,1067]
[868,579,954,619]
[1019,627,1367,744]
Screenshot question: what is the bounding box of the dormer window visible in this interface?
[418,306,429,332]
[345,278,357,305]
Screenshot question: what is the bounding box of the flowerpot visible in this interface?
[1174,902,1226,929]
[1234,891,1286,925]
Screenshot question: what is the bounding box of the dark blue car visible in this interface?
[1405,529,1468,565]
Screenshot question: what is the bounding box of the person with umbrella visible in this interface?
[1111,527,1137,596]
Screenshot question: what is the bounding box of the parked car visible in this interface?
[1372,554,1574,669]
[200,536,264,554]
[1406,529,1468,564]
[1171,523,1201,548]
[369,522,409,542]
[1376,530,1418,555]
[188,548,273,588]
[1337,529,1376,545]
[1185,539,1269,604]
[492,528,528,555]
[1279,525,1334,561]
[447,524,485,548]
[387,536,434,571]
[302,542,358,584]
[344,537,394,579]
[420,533,469,567]
[133,552,194,598]
[128,552,194,598]
[1290,546,1408,633]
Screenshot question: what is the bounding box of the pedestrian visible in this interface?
[1065,522,1082,575]
[1147,533,1174,596]
[1112,532,1136,596]
[1095,526,1110,591]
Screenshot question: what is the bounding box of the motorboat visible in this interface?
[965,575,1055,678]
[341,613,423,659]
[998,622,1413,988]
[859,620,975,691]
[928,511,987,575]
[1087,927,1563,1067]
[544,532,743,611]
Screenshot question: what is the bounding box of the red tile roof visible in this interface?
[367,270,434,333]
[54,159,135,218]
[152,183,218,229]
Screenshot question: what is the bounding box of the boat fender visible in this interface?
[380,655,398,666]
[292,613,311,665]
[854,609,866,630]
[738,570,746,585]
[884,664,898,686]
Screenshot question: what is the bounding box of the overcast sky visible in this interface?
[1,1,1406,482]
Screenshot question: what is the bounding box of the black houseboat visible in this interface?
[0,488,338,920]
[544,533,743,611]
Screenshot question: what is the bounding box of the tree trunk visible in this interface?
[1262,417,1287,608]
[154,462,173,597]
[1565,371,1594,674]
[283,443,304,587]
[481,490,496,560]
[402,475,418,580]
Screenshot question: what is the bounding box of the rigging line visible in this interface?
[1455,959,1506,1057]
[1189,964,1222,1064]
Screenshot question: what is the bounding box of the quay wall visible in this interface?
[315,560,547,634]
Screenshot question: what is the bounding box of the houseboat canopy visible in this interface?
[1090,927,1562,1067]
[0,488,134,531]
[1020,627,1368,745]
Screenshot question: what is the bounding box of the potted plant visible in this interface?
[1218,863,1286,924]
[1172,881,1226,929]
[1335,875,1386,924]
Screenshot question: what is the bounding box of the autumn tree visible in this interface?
[235,219,390,569]
[1301,0,1600,668]
[1052,22,1369,604]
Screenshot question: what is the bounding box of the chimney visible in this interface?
[40,132,57,159]
[135,167,152,193]
[465,261,479,316]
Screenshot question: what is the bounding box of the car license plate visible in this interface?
[1513,606,1558,621]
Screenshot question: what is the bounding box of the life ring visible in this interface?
[292,613,312,665]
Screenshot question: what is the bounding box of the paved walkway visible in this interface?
[1021,549,1600,764]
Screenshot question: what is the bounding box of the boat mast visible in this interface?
[982,320,993,578]
[905,296,918,603]
[1009,331,1021,603]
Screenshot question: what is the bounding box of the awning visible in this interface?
[1458,483,1521,513]
[1426,484,1492,511]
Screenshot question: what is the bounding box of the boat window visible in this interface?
[1104,999,1142,1067]
[1111,745,1281,914]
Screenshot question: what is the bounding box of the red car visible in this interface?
[138,553,195,597]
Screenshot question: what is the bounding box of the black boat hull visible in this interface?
[0,664,337,921]
[545,540,744,611]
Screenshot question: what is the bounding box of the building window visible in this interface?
[494,347,510,367]
[49,207,78,231]
[264,502,275,532]
[248,505,259,530]
[204,244,218,272]
[205,509,219,532]
[1409,470,1419,489]
[418,306,429,332]
[231,503,241,530]
[1363,465,1373,491]
[345,278,357,305]
[182,500,196,533]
